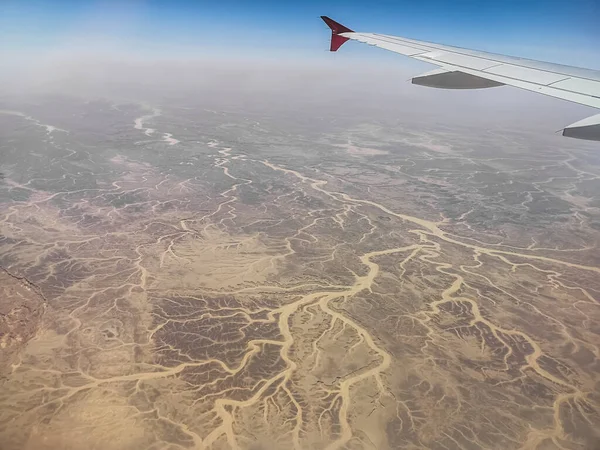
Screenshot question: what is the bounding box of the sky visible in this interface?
[1,0,599,69]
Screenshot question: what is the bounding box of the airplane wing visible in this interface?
[321,16,600,141]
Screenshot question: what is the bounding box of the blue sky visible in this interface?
[1,0,599,68]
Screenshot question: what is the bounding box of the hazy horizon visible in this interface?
[2,0,598,141]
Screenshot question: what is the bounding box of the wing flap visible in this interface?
[551,78,600,98]
[483,64,570,85]
[417,52,500,71]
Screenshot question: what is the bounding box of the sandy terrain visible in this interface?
[0,96,599,450]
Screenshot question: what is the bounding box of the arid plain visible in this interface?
[1,90,599,450]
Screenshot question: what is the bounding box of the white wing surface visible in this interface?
[321,16,600,141]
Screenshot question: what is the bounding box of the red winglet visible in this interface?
[321,16,354,52]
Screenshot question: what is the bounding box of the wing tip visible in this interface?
[321,16,353,52]
[320,16,353,34]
